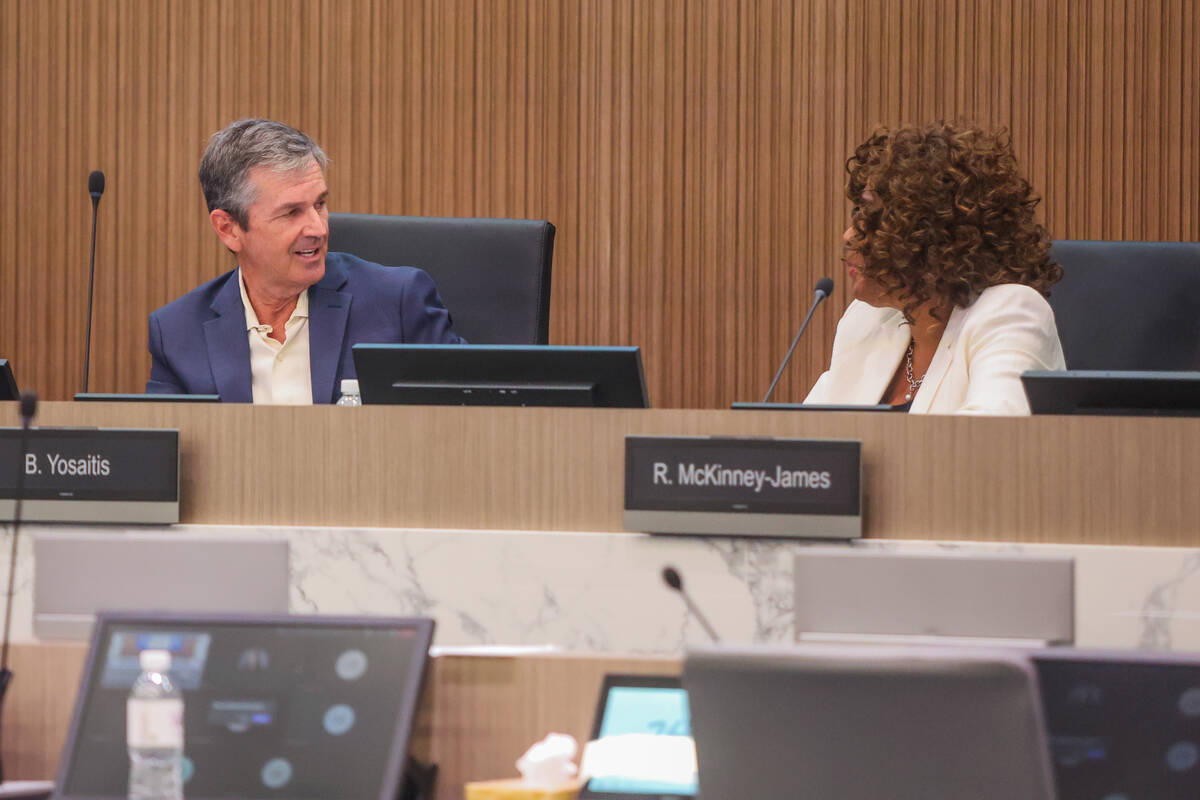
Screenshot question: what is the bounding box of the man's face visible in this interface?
[216,159,329,297]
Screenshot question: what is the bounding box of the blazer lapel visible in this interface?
[203,273,253,403]
[826,308,909,405]
[308,259,351,404]
[858,320,911,404]
[910,304,968,413]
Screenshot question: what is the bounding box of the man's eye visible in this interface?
[852,205,862,216]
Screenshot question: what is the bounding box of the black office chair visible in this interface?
[1048,240,1200,370]
[328,213,555,345]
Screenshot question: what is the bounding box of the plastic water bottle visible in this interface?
[337,378,362,406]
[127,649,184,800]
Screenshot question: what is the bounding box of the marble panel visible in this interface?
[1,523,1198,654]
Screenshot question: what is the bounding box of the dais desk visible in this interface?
[1,642,677,800]
[4,404,1199,795]
[7,401,1199,545]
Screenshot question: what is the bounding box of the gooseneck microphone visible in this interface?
[662,566,721,644]
[761,276,834,403]
[0,390,37,784]
[83,170,106,394]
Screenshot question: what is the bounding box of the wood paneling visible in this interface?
[1,1,1197,407]
[10,400,1200,547]
[1,641,677,800]
[0,642,86,784]
[416,652,677,799]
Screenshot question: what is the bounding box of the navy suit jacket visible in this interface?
[146,252,464,403]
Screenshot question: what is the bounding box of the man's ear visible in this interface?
[210,209,245,253]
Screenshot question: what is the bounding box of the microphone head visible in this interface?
[19,390,37,423]
[814,277,834,299]
[662,566,683,591]
[88,170,106,199]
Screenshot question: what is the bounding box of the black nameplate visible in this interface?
[624,436,861,539]
[0,428,179,523]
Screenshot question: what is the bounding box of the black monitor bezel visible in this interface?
[730,402,903,412]
[1031,646,1200,800]
[579,673,693,800]
[352,344,650,408]
[74,393,221,403]
[1022,369,1200,416]
[53,611,435,800]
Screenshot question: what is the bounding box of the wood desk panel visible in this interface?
[0,643,86,785]
[0,642,678,800]
[8,401,1200,545]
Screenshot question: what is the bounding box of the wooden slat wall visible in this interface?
[1,0,1197,407]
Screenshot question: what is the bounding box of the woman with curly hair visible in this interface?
[805,122,1066,414]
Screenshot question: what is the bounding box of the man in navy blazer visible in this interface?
[146,118,463,403]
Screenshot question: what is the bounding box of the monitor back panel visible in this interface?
[1023,369,1200,416]
[793,548,1075,644]
[353,344,649,408]
[34,533,290,639]
[684,643,1055,800]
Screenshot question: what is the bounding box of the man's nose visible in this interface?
[303,207,329,238]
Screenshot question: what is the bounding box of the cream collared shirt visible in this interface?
[239,269,314,405]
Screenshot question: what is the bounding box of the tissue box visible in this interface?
[463,778,582,800]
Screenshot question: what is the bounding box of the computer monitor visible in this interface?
[1033,648,1200,800]
[730,402,901,412]
[1022,369,1200,416]
[54,613,434,800]
[579,674,696,800]
[0,359,17,401]
[353,344,649,407]
[74,393,221,403]
[684,643,1055,800]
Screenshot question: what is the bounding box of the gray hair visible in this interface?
[198,118,328,229]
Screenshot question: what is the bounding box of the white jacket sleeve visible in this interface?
[956,286,1066,415]
[804,370,834,404]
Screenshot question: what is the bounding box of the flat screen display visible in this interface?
[582,675,696,798]
[1022,369,1200,416]
[1036,653,1200,800]
[352,344,649,408]
[56,614,433,800]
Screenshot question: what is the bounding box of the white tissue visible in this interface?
[516,733,579,787]
[581,734,697,784]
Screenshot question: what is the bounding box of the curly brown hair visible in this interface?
[845,122,1061,320]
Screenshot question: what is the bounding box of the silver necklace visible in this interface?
[903,341,925,402]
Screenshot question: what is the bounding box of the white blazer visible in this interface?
[804,283,1066,415]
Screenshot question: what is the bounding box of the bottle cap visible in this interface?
[340,378,360,394]
[139,649,172,672]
